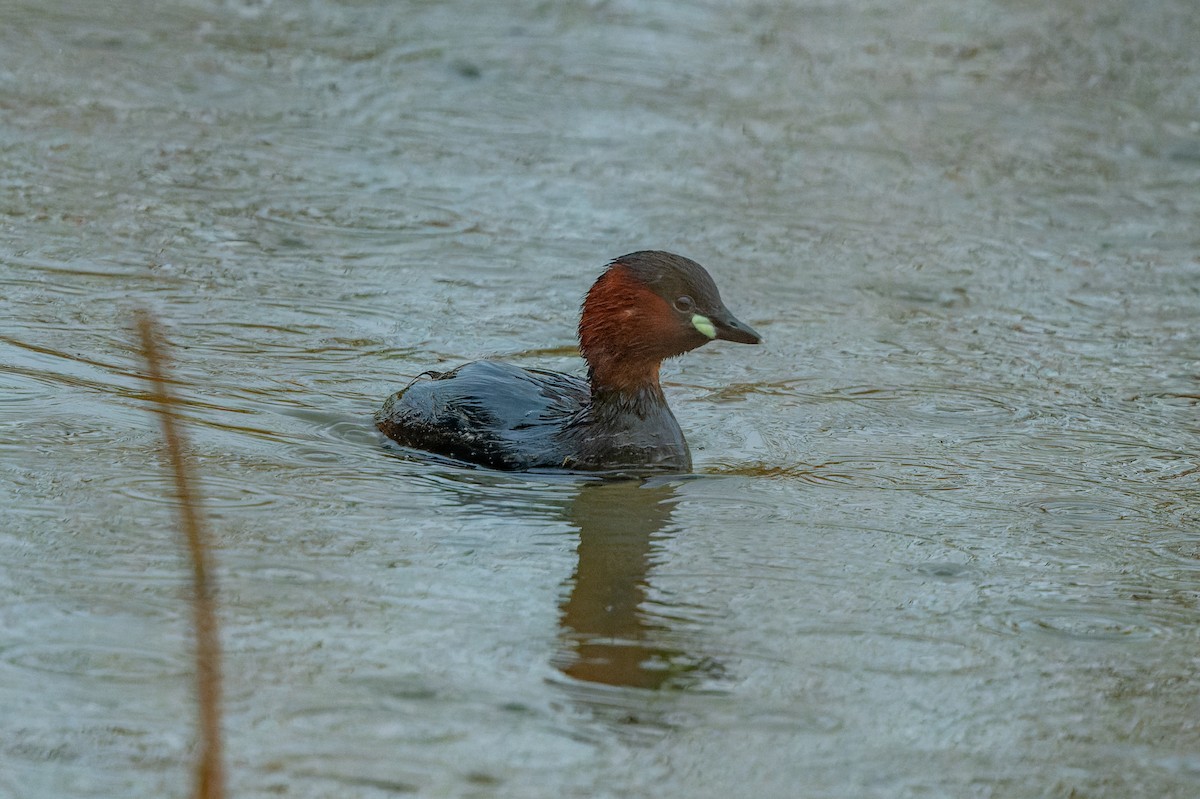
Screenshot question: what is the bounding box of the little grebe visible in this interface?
[376,251,760,472]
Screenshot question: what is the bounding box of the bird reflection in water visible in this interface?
[554,478,723,690]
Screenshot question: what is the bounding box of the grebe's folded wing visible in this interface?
[376,360,588,469]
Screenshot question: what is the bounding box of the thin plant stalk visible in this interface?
[135,310,225,799]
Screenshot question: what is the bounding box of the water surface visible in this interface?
[2,1,1198,797]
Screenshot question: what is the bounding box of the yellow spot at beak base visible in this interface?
[692,314,717,339]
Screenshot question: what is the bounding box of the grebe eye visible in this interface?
[674,295,695,313]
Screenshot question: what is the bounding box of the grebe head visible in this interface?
[578,251,760,393]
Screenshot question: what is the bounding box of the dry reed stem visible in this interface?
[135,310,226,799]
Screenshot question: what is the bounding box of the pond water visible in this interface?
[2,1,1199,797]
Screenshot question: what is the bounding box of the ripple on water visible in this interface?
[904,384,1036,425]
[788,381,1035,426]
[0,372,51,413]
[116,473,277,509]
[982,601,1175,642]
[942,453,1172,520]
[1145,533,1200,593]
[715,457,970,492]
[798,629,991,677]
[1017,494,1151,524]
[672,474,813,522]
[281,407,381,447]
[253,195,480,244]
[0,337,143,411]
[235,563,327,585]
[913,561,975,579]
[1150,533,1200,567]
[0,641,183,682]
[274,702,424,739]
[0,388,51,458]
[277,407,394,467]
[258,691,591,797]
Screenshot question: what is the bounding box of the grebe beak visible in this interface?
[710,308,762,345]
